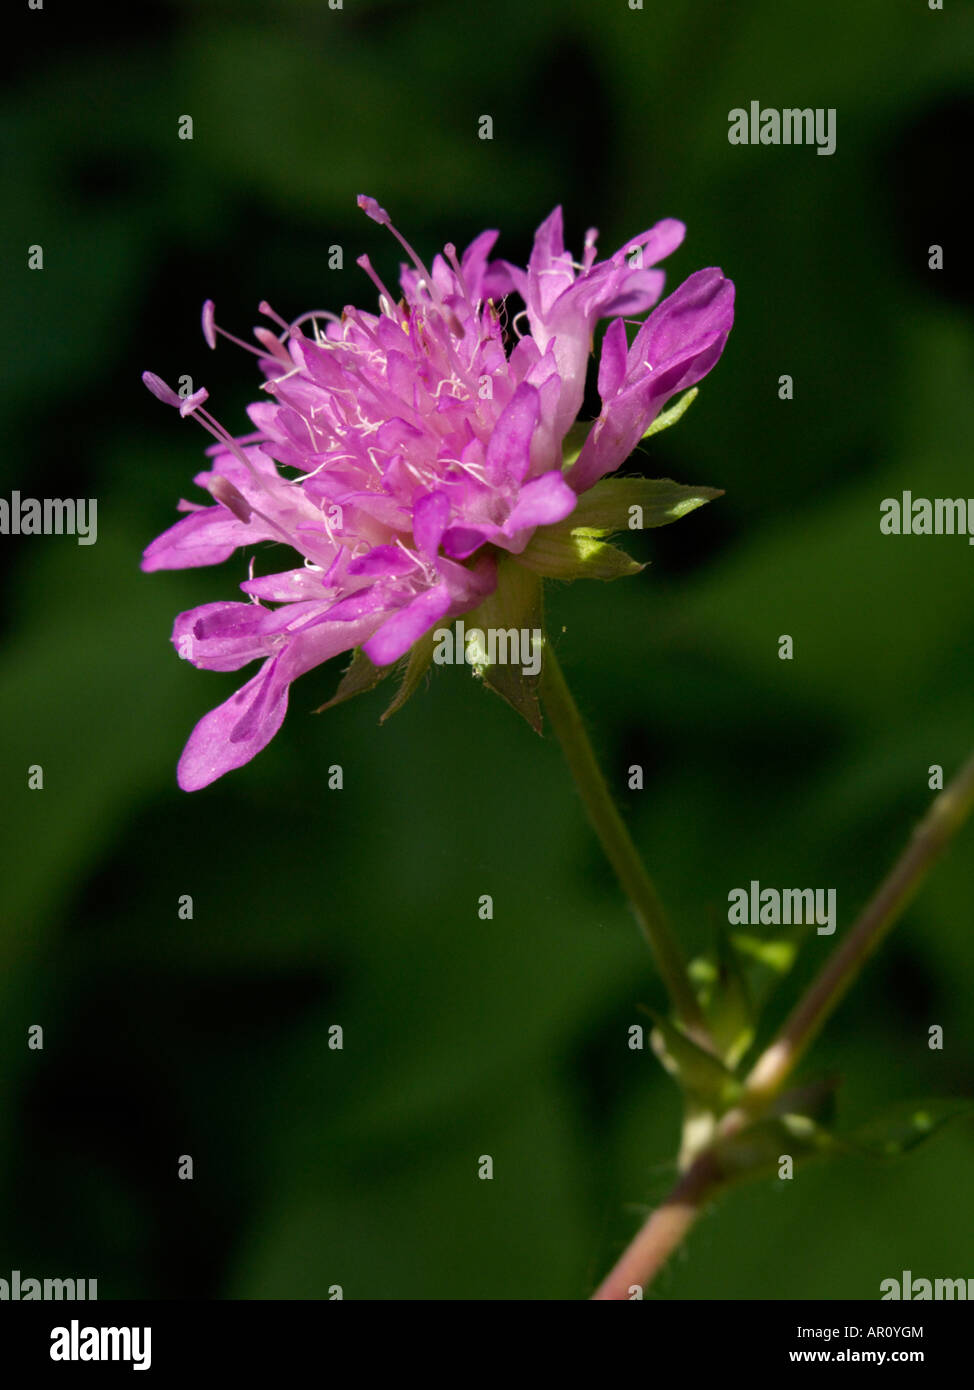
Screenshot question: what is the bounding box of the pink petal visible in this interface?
[501,470,578,540]
[362,584,454,667]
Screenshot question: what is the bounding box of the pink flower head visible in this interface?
[143,198,734,789]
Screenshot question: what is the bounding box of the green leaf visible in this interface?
[514,526,645,581]
[709,1112,837,1187]
[381,629,436,723]
[567,476,723,536]
[708,1093,968,1192]
[313,647,390,714]
[765,1076,841,1126]
[844,1099,973,1159]
[462,556,545,733]
[709,1077,843,1186]
[641,387,699,439]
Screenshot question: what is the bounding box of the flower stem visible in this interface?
[592,746,974,1299]
[743,746,974,1105]
[591,1151,721,1301]
[540,644,708,1038]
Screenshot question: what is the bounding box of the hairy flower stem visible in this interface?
[592,747,974,1300]
[591,1155,716,1300]
[744,746,974,1105]
[540,644,709,1041]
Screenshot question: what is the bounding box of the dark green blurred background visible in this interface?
[2,0,973,1299]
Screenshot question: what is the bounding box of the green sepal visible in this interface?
[566,476,723,537]
[462,555,544,733]
[647,1011,742,1112]
[559,389,699,472]
[641,387,699,439]
[514,525,645,581]
[728,931,802,1024]
[560,419,592,468]
[313,647,390,713]
[730,933,799,977]
[380,629,436,724]
[689,928,757,1069]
